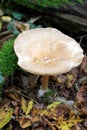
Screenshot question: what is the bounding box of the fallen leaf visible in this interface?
[26,100,33,116]
[75,85,87,115]
[19,117,32,128]
[66,74,76,88]
[47,101,60,110]
[7,92,19,101]
[80,55,87,74]
[1,16,12,22]
[0,107,13,128]
[21,97,27,114]
[13,106,19,117]
[55,111,82,130]
[15,21,29,32]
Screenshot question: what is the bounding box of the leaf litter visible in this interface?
[0,55,87,130]
[0,8,87,130]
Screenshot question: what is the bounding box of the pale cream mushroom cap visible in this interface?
[14,27,84,75]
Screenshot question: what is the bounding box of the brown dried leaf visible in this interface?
[18,102,82,129]
[19,113,40,128]
[75,102,87,115]
[35,126,45,130]
[4,86,20,101]
[75,85,87,115]
[84,118,87,127]
[76,86,87,103]
[19,117,32,128]
[15,21,29,32]
[7,93,19,101]
[80,55,87,74]
[13,106,19,116]
[43,116,56,130]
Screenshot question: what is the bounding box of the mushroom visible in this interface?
[14,27,84,97]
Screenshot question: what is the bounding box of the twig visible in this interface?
[29,16,41,23]
[10,88,39,104]
[75,34,87,39]
[0,30,10,37]
[0,34,15,44]
[43,116,56,130]
[79,36,83,45]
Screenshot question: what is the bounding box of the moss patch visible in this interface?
[0,38,18,77]
[12,0,84,10]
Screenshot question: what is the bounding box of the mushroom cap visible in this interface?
[14,27,84,75]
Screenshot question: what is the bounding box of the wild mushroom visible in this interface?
[14,27,84,97]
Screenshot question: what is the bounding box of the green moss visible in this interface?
[35,0,70,7]
[0,39,18,77]
[42,89,55,104]
[12,0,84,10]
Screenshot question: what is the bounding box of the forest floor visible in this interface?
[0,5,87,130]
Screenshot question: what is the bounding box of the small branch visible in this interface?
[4,88,39,104]
[29,16,41,23]
[75,34,87,39]
[79,36,83,45]
[43,116,56,130]
[0,34,15,45]
[11,89,39,104]
[0,30,10,37]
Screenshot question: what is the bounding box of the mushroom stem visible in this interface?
[41,75,49,90]
[38,75,49,97]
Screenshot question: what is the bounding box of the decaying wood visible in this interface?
[41,1,87,34]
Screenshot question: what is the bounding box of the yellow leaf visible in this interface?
[0,21,2,31]
[47,101,60,110]
[21,97,27,114]
[55,122,71,130]
[26,100,33,116]
[1,16,12,22]
[0,108,13,128]
[67,74,73,81]
[56,111,82,130]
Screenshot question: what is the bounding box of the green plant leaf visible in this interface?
[12,12,24,20]
[7,22,20,35]
[77,0,83,4]
[0,75,4,84]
